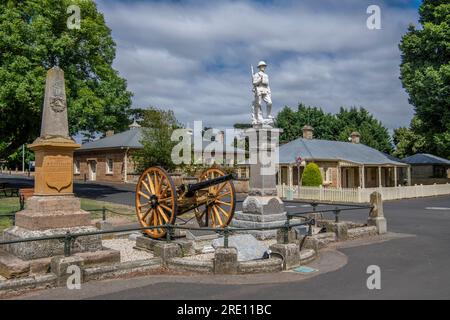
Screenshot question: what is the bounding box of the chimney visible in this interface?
[105,130,114,137]
[350,131,361,144]
[129,120,141,130]
[302,125,314,139]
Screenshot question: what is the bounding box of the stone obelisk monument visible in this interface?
[3,67,102,260]
[230,61,287,239]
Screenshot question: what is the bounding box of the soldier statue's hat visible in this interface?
[257,61,267,67]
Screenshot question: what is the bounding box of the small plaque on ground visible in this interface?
[293,266,318,274]
[293,225,309,236]
[212,234,269,262]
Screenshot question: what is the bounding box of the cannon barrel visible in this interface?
[181,173,236,196]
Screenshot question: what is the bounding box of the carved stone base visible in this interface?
[15,195,91,230]
[230,196,288,240]
[2,226,103,260]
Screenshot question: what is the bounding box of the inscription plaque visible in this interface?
[43,155,72,192]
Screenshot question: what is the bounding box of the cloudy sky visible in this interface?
[95,0,421,131]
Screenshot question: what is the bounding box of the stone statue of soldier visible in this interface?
[252,61,273,126]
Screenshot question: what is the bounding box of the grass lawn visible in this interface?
[0,197,136,232]
[0,197,20,232]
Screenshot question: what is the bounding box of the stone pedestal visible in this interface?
[15,195,91,230]
[269,243,300,270]
[231,196,287,239]
[214,247,238,274]
[367,191,387,234]
[3,194,102,260]
[0,66,109,263]
[231,127,287,240]
[3,226,102,261]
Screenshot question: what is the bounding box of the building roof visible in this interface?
[78,127,245,154]
[279,138,407,166]
[401,153,450,166]
[79,127,143,151]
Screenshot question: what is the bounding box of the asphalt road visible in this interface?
[0,174,136,206]
[2,174,450,299]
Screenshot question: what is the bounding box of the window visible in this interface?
[74,160,80,174]
[106,158,113,174]
[325,167,332,182]
[433,165,446,178]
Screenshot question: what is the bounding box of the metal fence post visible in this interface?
[308,218,314,236]
[334,208,340,223]
[223,226,229,248]
[64,231,73,257]
[166,225,172,241]
[19,194,25,210]
[283,217,291,244]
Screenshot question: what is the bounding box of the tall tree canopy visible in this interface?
[392,116,427,158]
[275,104,392,153]
[275,104,338,143]
[335,107,393,153]
[135,107,182,173]
[398,0,450,159]
[0,0,132,158]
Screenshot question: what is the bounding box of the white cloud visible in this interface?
[96,0,418,130]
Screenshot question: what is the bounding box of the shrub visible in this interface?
[301,163,323,186]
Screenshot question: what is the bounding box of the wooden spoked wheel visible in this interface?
[135,166,177,238]
[194,168,236,228]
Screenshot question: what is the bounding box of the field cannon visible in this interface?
[135,166,236,238]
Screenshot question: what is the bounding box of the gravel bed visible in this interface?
[262,239,277,247]
[102,239,153,262]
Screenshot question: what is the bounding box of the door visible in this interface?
[89,160,97,181]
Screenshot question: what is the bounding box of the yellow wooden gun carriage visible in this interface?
[135,166,236,238]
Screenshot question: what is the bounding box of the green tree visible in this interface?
[335,107,393,153]
[399,0,450,159]
[135,107,182,173]
[392,116,427,158]
[301,163,323,187]
[0,0,132,158]
[275,104,338,143]
[275,104,392,153]
[4,145,34,170]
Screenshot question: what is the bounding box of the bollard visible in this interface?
[102,206,106,221]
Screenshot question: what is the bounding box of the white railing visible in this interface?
[277,183,450,203]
